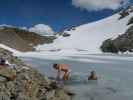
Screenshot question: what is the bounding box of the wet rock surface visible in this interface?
[0,48,73,100]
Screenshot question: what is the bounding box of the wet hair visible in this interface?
[53,64,58,69]
[91,71,95,74]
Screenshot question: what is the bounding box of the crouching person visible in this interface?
[53,64,71,81]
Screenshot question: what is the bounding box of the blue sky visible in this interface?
[0,0,132,32]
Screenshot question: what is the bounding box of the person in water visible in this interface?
[53,64,70,81]
[88,70,98,80]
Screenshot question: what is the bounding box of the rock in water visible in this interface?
[0,48,73,100]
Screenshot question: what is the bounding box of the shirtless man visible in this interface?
[53,64,70,81]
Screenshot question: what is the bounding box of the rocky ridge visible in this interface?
[0,27,55,52]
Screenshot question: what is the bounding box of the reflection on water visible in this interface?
[21,55,133,100]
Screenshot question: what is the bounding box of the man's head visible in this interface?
[53,64,58,69]
[91,71,96,75]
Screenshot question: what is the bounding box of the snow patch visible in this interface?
[0,44,21,56]
[36,12,133,54]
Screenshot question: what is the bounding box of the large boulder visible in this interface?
[100,39,119,53]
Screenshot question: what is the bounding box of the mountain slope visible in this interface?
[0,27,55,52]
[37,7,133,53]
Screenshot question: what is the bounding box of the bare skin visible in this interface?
[53,64,70,81]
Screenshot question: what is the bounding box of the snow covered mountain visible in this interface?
[36,6,133,53]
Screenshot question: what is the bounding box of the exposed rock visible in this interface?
[101,25,133,53]
[62,33,71,37]
[127,17,133,25]
[100,39,119,53]
[119,10,129,20]
[0,48,73,100]
[0,27,55,52]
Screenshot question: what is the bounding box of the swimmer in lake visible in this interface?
[53,64,70,81]
[88,71,98,80]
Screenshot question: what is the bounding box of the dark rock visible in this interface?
[62,33,71,37]
[101,25,133,53]
[100,39,119,53]
[127,17,133,25]
[119,10,129,20]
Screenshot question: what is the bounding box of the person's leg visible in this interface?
[63,73,67,80]
[56,69,62,81]
[63,71,70,80]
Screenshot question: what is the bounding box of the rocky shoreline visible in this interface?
[0,48,74,100]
